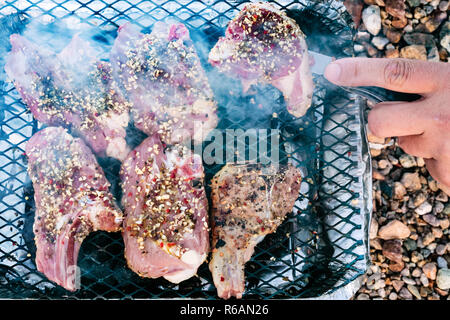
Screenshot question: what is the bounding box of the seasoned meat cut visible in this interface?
[26,127,123,291]
[5,34,131,160]
[209,163,302,299]
[110,22,218,145]
[209,2,314,118]
[120,134,209,283]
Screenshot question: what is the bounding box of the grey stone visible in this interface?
[403,32,436,48]
[415,201,433,215]
[404,238,417,251]
[399,287,413,299]
[407,285,421,299]
[437,256,448,269]
[362,5,382,35]
[356,293,370,300]
[422,262,437,280]
[399,154,417,168]
[436,269,450,290]
[371,36,390,50]
[436,244,447,255]
[423,214,441,227]
[440,22,450,53]
[407,0,420,6]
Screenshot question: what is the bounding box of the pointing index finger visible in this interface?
[324,58,448,94]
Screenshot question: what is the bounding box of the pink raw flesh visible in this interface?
[26,127,123,291]
[5,34,131,160]
[120,134,209,283]
[209,2,314,117]
[110,22,218,145]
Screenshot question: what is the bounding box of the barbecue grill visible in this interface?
[0,0,373,299]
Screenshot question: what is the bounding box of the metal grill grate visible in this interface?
[0,0,372,299]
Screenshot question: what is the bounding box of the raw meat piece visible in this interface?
[5,34,131,160]
[209,163,302,299]
[120,134,209,283]
[26,127,123,291]
[209,2,314,118]
[110,22,218,145]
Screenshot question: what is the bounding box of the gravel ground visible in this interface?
[340,0,449,300]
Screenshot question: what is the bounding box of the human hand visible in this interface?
[323,58,450,194]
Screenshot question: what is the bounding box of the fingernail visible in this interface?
[324,62,341,83]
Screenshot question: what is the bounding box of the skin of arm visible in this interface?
[324,58,450,195]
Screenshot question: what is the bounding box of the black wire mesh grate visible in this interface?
[0,0,371,299]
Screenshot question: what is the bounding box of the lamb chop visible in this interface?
[209,2,314,118]
[209,163,302,299]
[120,134,209,283]
[5,34,131,161]
[26,127,123,291]
[110,22,218,145]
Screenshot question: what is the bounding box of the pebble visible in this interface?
[440,22,450,53]
[400,44,428,60]
[391,16,408,28]
[424,11,447,33]
[436,244,447,255]
[403,238,417,251]
[401,172,422,191]
[422,232,436,246]
[427,46,440,62]
[378,220,411,240]
[439,1,449,11]
[436,269,450,290]
[407,284,421,299]
[437,256,448,269]
[431,227,443,238]
[415,201,433,215]
[422,262,437,280]
[370,217,379,240]
[399,287,413,299]
[385,28,403,43]
[402,276,416,286]
[411,251,424,263]
[407,0,420,6]
[385,0,406,19]
[420,273,429,287]
[354,44,365,53]
[344,0,364,26]
[434,201,445,214]
[392,182,406,200]
[371,36,390,50]
[362,5,382,35]
[382,239,403,264]
[436,192,448,202]
[413,192,427,207]
[411,267,422,278]
[401,268,411,277]
[444,204,450,215]
[422,214,441,227]
[399,154,417,168]
[389,292,398,300]
[392,279,404,292]
[356,293,370,300]
[440,218,449,229]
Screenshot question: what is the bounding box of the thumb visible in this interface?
[324,58,449,94]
